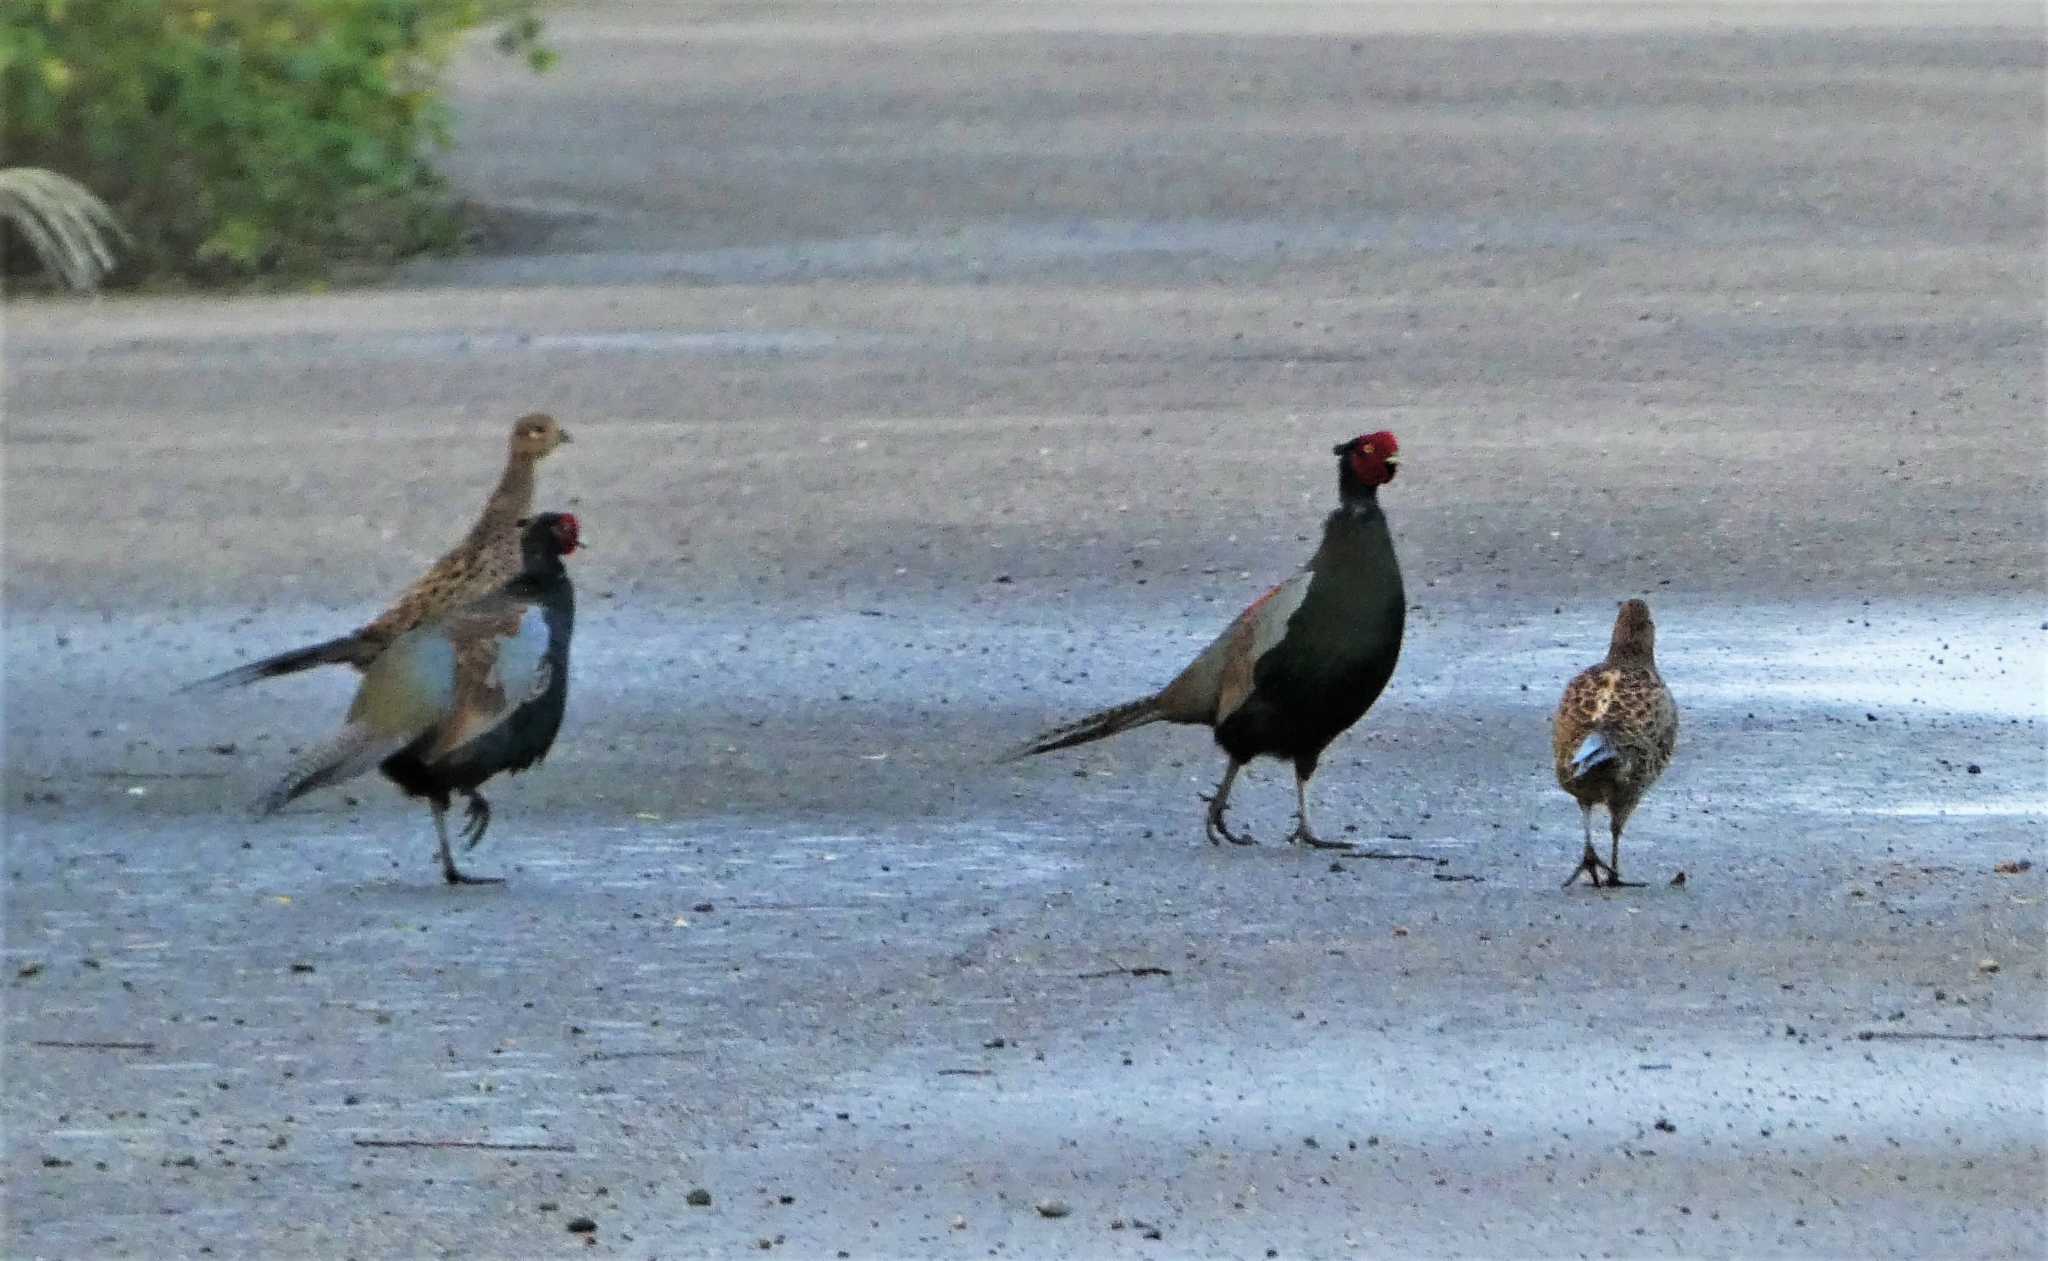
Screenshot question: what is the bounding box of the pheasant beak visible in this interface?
[1331,441,1350,456]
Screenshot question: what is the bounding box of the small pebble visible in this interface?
[687,1188,713,1207]
[566,1216,596,1234]
[1035,1199,1071,1219]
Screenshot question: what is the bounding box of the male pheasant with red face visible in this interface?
[1010,432,1405,848]
[1553,598,1678,888]
[255,513,579,885]
[187,412,571,691]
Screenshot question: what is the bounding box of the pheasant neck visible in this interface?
[480,453,539,532]
[501,559,568,601]
[1336,481,1381,518]
[1609,638,1657,669]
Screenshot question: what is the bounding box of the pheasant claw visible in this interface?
[1201,796,1256,846]
[1287,821,1353,850]
[1562,845,1613,889]
[1204,809,1257,847]
[460,792,492,849]
[443,865,506,887]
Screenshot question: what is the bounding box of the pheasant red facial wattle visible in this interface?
[1333,430,1401,488]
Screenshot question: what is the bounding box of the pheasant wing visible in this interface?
[1552,665,1611,772]
[1156,569,1314,724]
[415,592,554,763]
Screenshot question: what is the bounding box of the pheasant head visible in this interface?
[509,412,572,462]
[1608,598,1656,662]
[1332,430,1401,500]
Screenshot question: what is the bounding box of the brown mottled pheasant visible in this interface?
[1553,599,1678,888]
[1009,432,1405,849]
[187,413,570,691]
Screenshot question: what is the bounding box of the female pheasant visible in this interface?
[255,513,579,885]
[1009,432,1405,849]
[187,412,571,690]
[1552,598,1679,888]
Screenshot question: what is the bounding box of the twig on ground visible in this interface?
[352,1138,576,1152]
[1855,1031,2047,1043]
[1077,962,1173,980]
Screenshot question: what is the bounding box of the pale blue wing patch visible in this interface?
[423,605,553,762]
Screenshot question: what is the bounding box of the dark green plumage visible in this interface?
[1010,432,1406,848]
[1220,495,1405,782]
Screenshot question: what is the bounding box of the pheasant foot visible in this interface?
[1602,837,1642,887]
[461,791,493,849]
[1287,819,1354,850]
[1200,761,1255,845]
[1202,799,1257,846]
[442,864,506,887]
[1562,844,1618,888]
[434,803,505,885]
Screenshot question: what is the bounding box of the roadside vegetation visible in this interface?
[2,0,550,289]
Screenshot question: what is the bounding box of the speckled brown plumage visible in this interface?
[186,413,570,691]
[353,412,572,655]
[1552,598,1678,888]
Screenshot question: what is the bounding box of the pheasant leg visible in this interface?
[1562,806,1618,888]
[461,791,493,850]
[1602,828,1643,888]
[1201,760,1256,846]
[434,800,504,886]
[1286,773,1352,850]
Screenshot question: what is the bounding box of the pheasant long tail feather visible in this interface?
[1002,696,1165,762]
[181,633,377,693]
[252,723,412,817]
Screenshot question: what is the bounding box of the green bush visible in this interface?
[1,0,550,283]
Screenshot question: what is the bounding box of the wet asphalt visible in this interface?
[6,3,2045,1257]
